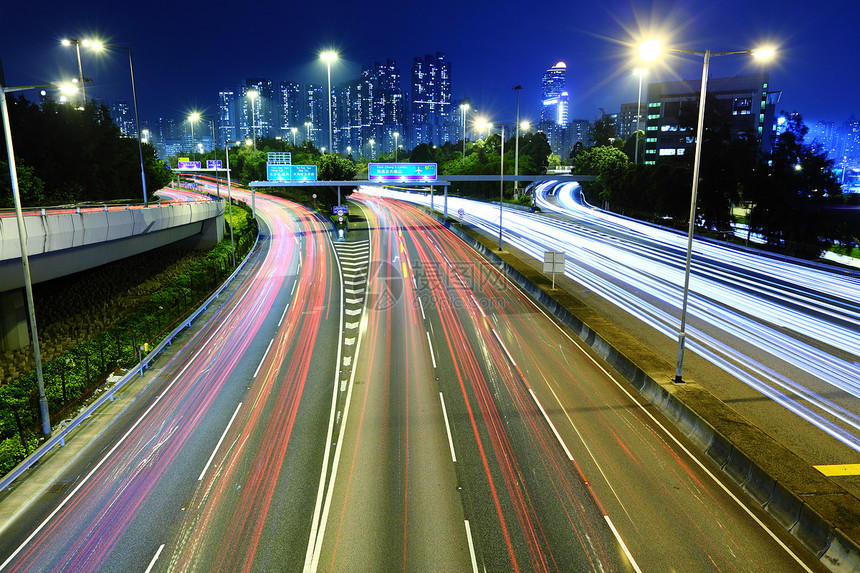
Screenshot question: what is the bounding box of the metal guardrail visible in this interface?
[0,230,261,493]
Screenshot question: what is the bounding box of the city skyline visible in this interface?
[2,0,857,134]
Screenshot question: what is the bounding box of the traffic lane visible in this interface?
[425,225,822,570]
[387,197,820,571]
[443,192,860,487]
[161,197,339,572]
[316,201,472,572]
[397,215,629,571]
[0,197,314,572]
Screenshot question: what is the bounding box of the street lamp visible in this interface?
[320,50,338,154]
[513,85,523,196]
[393,131,399,162]
[368,138,375,159]
[346,145,351,157]
[460,101,470,164]
[291,126,297,146]
[639,39,775,383]
[475,117,490,139]
[188,112,200,160]
[1,69,77,435]
[634,68,647,164]
[246,89,258,157]
[305,121,313,143]
[61,38,93,108]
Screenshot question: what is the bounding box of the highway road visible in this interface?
[309,193,823,571]
[0,187,340,572]
[365,185,860,487]
[0,182,829,571]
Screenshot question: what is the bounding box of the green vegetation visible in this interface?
[576,111,859,257]
[0,202,258,475]
[0,96,172,206]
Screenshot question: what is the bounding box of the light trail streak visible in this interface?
[364,186,860,455]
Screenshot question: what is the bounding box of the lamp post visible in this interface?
[320,50,338,154]
[247,89,258,157]
[513,85,523,197]
[393,131,399,162]
[291,126,297,146]
[0,69,77,435]
[639,40,774,383]
[61,38,91,108]
[346,145,351,158]
[460,101,470,164]
[634,68,647,164]
[368,138,375,159]
[198,114,220,197]
[81,41,149,205]
[305,121,312,144]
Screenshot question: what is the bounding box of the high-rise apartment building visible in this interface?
[240,78,275,140]
[305,83,326,148]
[410,52,452,147]
[540,62,569,126]
[278,81,302,139]
[109,99,134,137]
[217,90,237,147]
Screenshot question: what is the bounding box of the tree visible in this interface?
[746,112,844,257]
[0,159,46,208]
[1,96,169,203]
[589,115,617,148]
[571,145,630,203]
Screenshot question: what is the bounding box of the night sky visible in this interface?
[2,0,857,130]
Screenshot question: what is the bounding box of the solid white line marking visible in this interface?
[528,388,574,461]
[144,543,165,573]
[306,200,373,572]
[604,515,642,573]
[198,402,242,481]
[418,297,426,320]
[290,281,296,296]
[0,311,234,570]
[254,338,274,378]
[278,303,290,326]
[426,331,437,369]
[439,393,456,463]
[496,269,816,572]
[490,328,517,367]
[464,520,479,573]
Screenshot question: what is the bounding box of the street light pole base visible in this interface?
[673,375,686,384]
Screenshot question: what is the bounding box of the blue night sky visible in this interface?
[2,0,857,128]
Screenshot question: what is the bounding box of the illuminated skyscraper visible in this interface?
[410,52,451,146]
[277,81,302,138]
[541,62,569,125]
[217,90,236,147]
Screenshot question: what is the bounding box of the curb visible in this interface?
[436,213,860,572]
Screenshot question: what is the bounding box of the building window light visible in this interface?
[646,137,657,143]
[648,102,661,108]
[648,114,660,120]
[647,126,658,131]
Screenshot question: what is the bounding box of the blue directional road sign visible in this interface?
[332,206,348,215]
[368,163,437,182]
[207,160,223,169]
[266,164,318,181]
[178,161,201,169]
[291,165,318,180]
